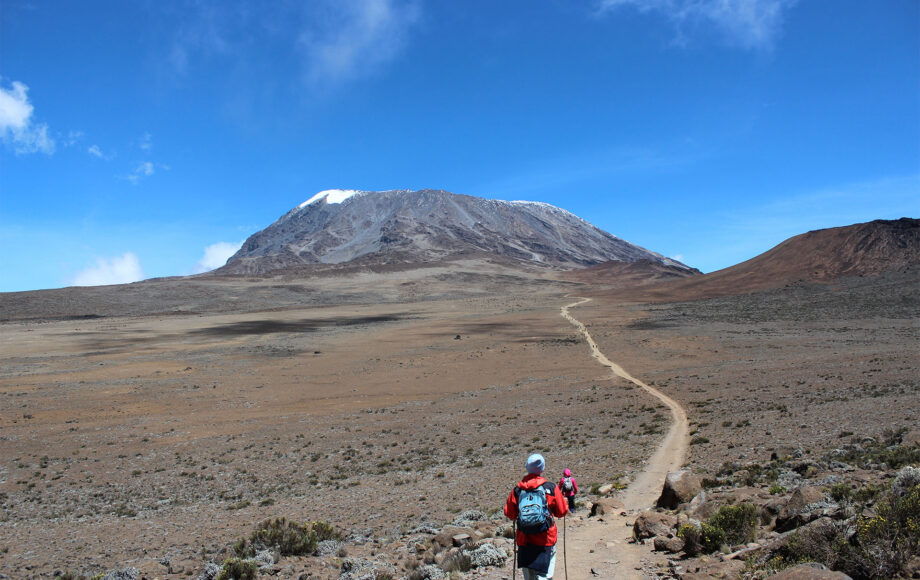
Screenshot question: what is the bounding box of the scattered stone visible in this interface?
[597,483,615,495]
[657,470,701,509]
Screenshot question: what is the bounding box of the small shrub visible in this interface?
[216,558,257,580]
[441,551,472,572]
[678,524,702,556]
[769,484,787,495]
[708,502,758,546]
[235,517,342,558]
[828,482,851,503]
[678,522,724,555]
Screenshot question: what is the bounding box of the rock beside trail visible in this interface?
[653,535,684,553]
[633,511,677,540]
[657,470,701,509]
[589,497,624,517]
[769,563,853,579]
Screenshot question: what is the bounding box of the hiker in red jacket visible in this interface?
[504,453,569,580]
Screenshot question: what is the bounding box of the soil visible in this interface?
[0,260,917,579]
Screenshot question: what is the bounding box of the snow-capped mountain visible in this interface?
[222,189,692,274]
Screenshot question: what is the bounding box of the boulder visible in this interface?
[653,535,684,553]
[451,533,472,547]
[589,497,624,517]
[632,511,677,540]
[657,470,701,509]
[768,563,852,579]
[775,486,826,532]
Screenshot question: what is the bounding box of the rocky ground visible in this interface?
[0,265,917,579]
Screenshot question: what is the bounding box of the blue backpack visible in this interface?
[515,483,553,534]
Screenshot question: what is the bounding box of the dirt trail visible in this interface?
[558,297,689,579]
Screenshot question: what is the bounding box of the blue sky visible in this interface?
[1,0,917,291]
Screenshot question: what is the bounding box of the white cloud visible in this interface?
[139,132,153,151]
[71,253,145,287]
[0,79,55,154]
[125,161,158,183]
[299,0,421,85]
[194,241,244,273]
[597,0,796,51]
[88,144,104,158]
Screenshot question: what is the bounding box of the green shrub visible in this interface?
[678,522,725,555]
[234,517,342,558]
[216,558,257,580]
[837,481,920,579]
[828,482,851,503]
[677,524,702,556]
[708,503,758,546]
[769,484,787,495]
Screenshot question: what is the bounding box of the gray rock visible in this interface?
[656,470,701,509]
[451,533,472,547]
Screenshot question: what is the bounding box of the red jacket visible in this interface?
[504,474,569,546]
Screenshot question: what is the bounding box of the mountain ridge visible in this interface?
[220,189,695,275]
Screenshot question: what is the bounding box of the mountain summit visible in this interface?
[222,189,691,275]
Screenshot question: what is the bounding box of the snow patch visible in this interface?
[301,189,363,208]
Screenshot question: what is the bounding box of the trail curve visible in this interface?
[559,297,690,579]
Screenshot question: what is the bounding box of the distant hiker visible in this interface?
[559,468,578,512]
[504,453,569,580]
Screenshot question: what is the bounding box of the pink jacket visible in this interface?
[559,476,578,497]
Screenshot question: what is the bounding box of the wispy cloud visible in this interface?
[0,79,55,154]
[298,0,421,86]
[194,241,243,273]
[597,0,797,51]
[124,161,162,184]
[88,144,108,159]
[71,253,145,287]
[138,132,153,151]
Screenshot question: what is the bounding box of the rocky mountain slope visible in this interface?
[610,217,920,301]
[220,189,694,274]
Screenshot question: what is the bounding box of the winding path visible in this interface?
[558,298,690,579]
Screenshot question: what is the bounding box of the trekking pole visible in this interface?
[563,514,568,580]
[512,521,517,580]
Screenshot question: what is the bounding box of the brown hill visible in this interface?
[564,259,701,288]
[598,218,920,301]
